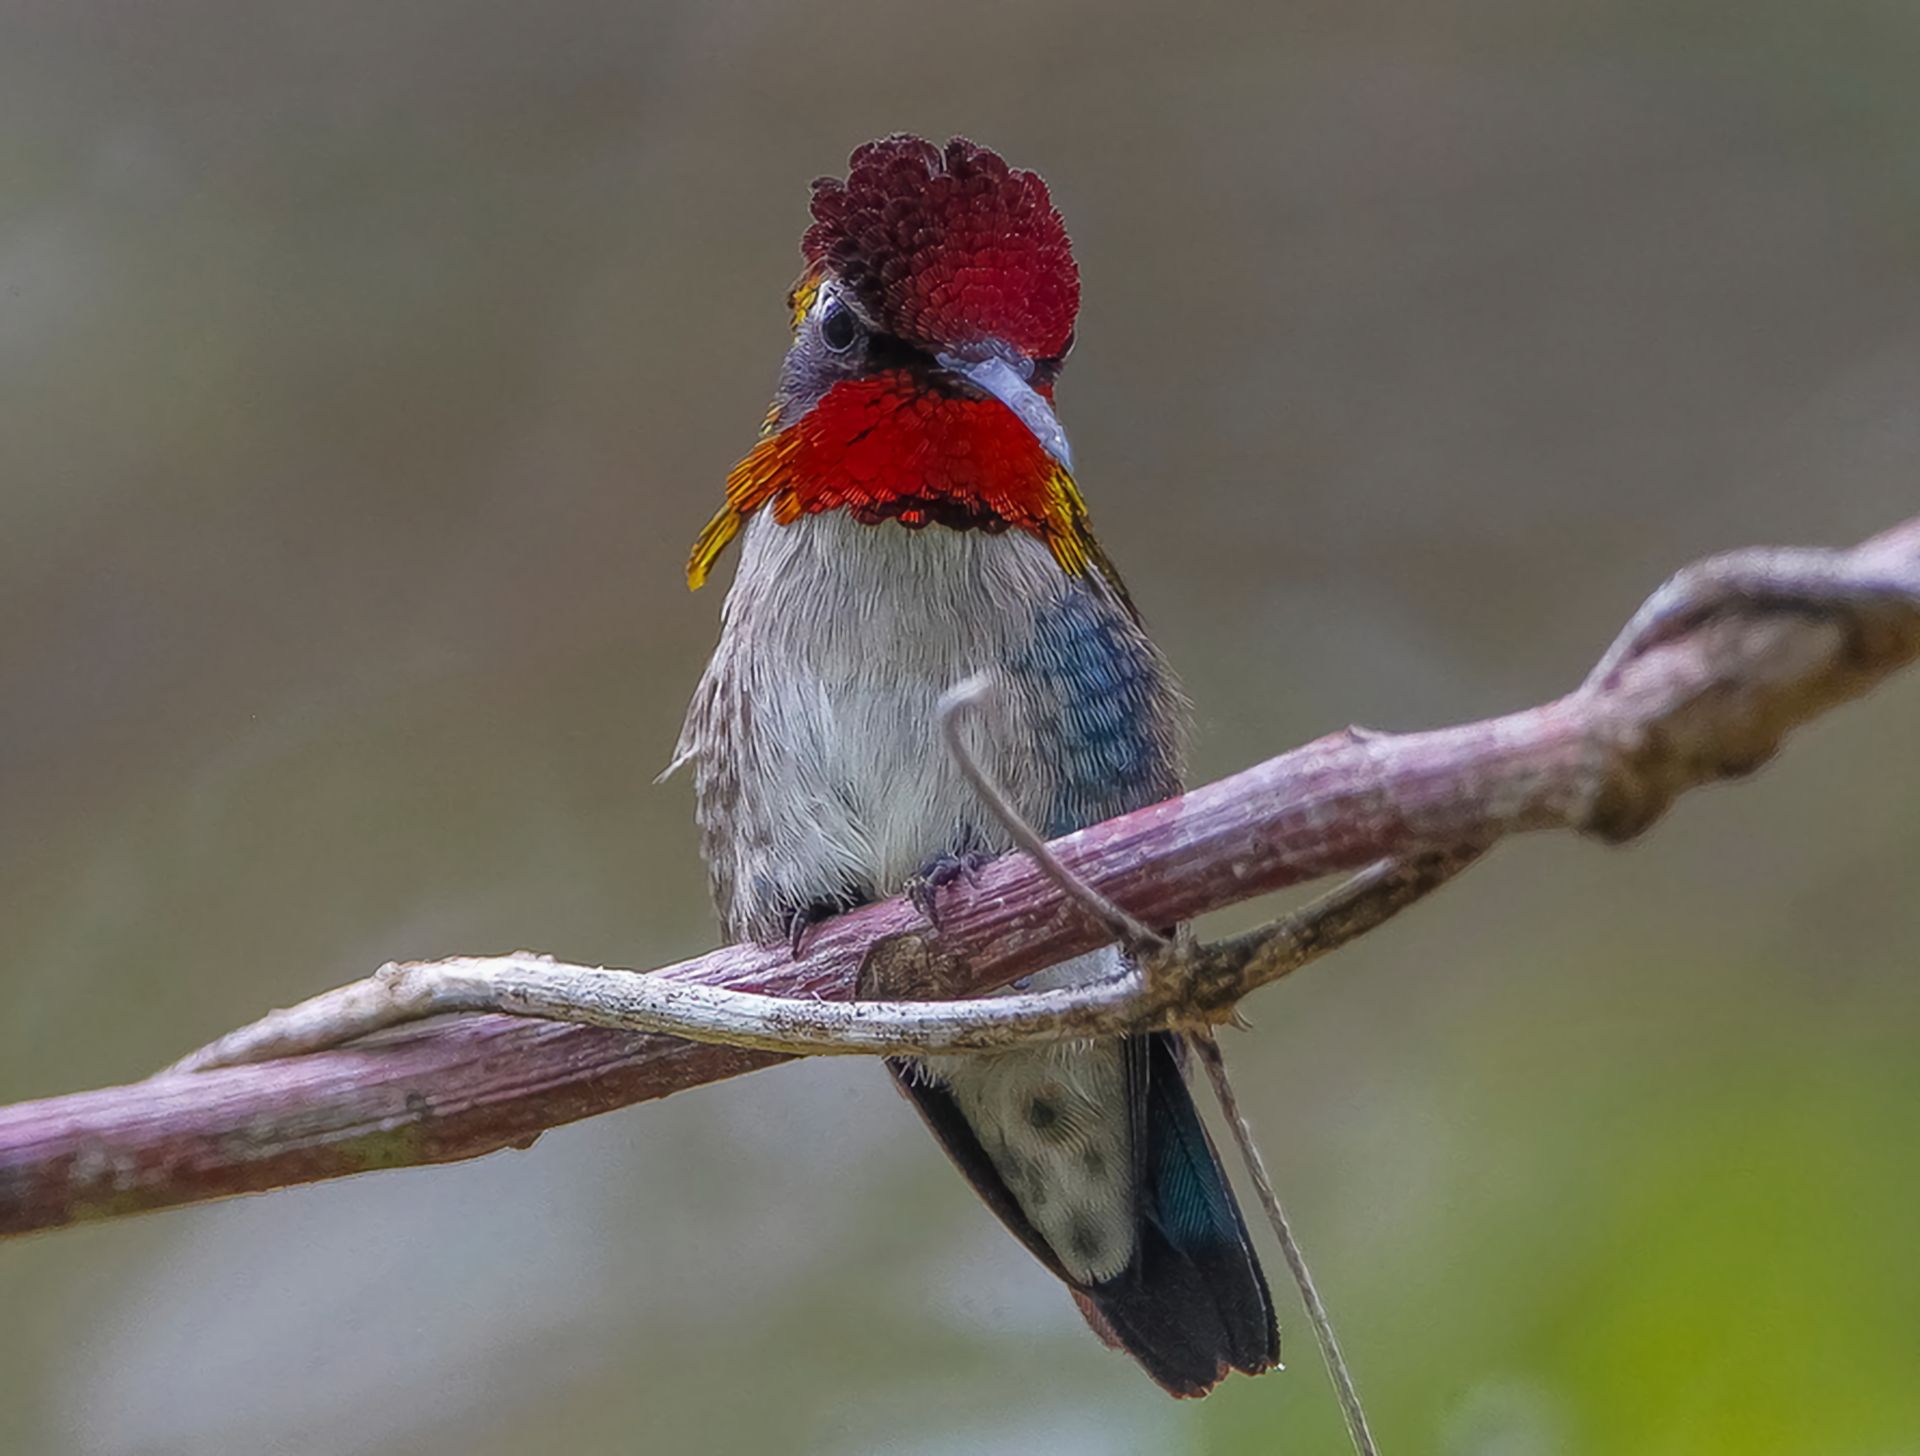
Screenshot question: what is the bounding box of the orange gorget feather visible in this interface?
[686,373,1117,594]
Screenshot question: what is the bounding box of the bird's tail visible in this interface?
[1070,1034,1278,1396]
[890,1031,1278,1397]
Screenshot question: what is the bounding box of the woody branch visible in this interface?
[2,515,1917,1239]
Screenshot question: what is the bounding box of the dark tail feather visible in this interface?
[887,1033,1278,1398]
[1076,1034,1280,1397]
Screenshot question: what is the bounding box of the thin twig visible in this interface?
[1180,850,1483,1012]
[164,952,1160,1072]
[165,851,1473,1074]
[1196,1032,1378,1456]
[935,687,1391,1444]
[939,674,1168,953]
[936,664,1390,1452]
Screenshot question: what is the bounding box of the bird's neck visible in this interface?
[689,376,1118,598]
[761,373,1066,534]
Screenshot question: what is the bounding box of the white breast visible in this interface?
[673,511,1072,940]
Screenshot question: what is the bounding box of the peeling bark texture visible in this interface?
[2,515,1917,1239]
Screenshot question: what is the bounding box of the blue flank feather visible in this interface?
[1015,581,1180,837]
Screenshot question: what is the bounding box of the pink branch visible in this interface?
[3,516,1917,1238]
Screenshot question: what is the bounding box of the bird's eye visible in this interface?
[820,300,860,353]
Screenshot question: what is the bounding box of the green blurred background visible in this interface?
[4,3,1919,1453]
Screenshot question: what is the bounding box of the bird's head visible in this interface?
[687,135,1117,593]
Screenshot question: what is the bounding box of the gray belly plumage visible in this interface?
[671,511,1183,1282]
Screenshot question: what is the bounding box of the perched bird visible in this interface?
[670,134,1278,1396]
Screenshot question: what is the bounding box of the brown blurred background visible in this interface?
[4,3,1918,1453]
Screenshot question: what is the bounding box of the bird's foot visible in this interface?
[905,850,993,931]
[785,901,842,959]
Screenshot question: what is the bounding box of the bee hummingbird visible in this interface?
[671,135,1278,1396]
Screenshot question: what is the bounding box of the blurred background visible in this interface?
[4,3,1918,1453]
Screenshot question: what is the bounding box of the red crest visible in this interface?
[802,135,1079,361]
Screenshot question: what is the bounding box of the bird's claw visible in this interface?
[786,903,840,959]
[905,850,992,931]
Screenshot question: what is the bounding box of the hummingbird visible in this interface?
[670,134,1278,1396]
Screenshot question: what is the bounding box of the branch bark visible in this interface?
[3,517,1917,1239]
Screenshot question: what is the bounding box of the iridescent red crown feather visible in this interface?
[802,134,1079,360]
